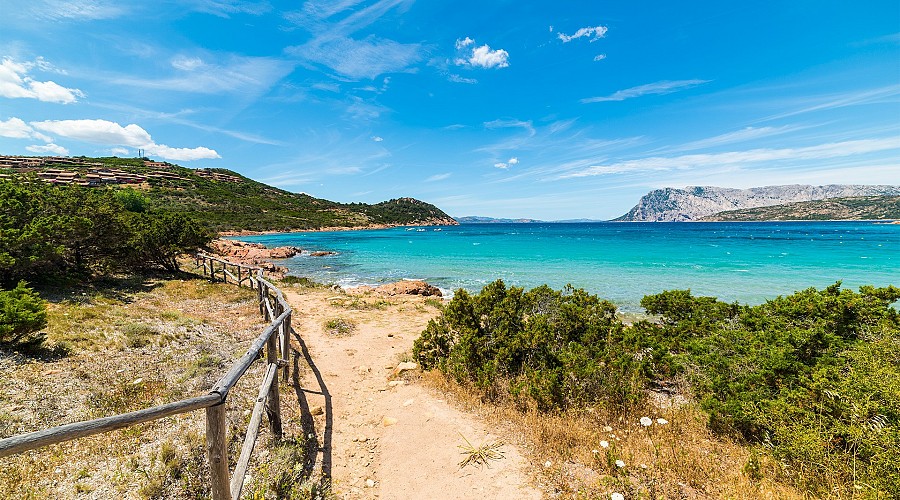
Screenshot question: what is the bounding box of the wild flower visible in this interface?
[599,440,609,448]
[640,416,652,427]
[603,425,613,432]
[615,459,625,468]
[611,493,624,500]
[656,418,668,425]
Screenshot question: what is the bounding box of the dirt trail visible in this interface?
[283,289,541,499]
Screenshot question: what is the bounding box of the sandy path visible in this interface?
[283,289,541,499]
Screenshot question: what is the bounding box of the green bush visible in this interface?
[0,282,48,351]
[635,284,900,495]
[413,280,644,411]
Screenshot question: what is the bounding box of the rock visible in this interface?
[388,380,405,387]
[396,361,418,373]
[209,239,301,265]
[373,280,442,297]
[382,416,398,427]
[310,405,324,416]
[309,251,337,257]
[366,479,375,488]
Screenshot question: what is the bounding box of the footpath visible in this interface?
[282,289,541,499]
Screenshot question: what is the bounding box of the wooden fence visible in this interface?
[0,253,294,500]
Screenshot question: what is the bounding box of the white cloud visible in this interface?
[448,74,477,84]
[30,119,220,161]
[455,37,474,50]
[0,117,52,142]
[426,173,451,182]
[372,136,383,142]
[110,147,130,156]
[27,143,69,155]
[593,54,607,61]
[454,38,509,69]
[0,58,84,104]
[484,119,535,136]
[558,26,608,43]
[495,156,519,169]
[581,79,709,103]
[559,137,900,178]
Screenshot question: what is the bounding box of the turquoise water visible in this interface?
[235,222,899,312]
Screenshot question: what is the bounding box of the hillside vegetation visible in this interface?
[2,156,457,232]
[702,195,900,221]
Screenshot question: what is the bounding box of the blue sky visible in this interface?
[1,0,898,220]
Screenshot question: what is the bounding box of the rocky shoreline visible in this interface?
[209,238,443,297]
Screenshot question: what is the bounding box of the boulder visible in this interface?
[374,280,442,297]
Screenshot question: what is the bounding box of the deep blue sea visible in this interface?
[234,222,899,312]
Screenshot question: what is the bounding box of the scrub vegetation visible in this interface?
[414,280,900,497]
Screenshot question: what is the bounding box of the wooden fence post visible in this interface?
[266,334,283,443]
[282,310,291,379]
[206,402,230,500]
[257,272,265,318]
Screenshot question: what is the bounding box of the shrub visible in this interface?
[413,280,644,411]
[0,282,48,351]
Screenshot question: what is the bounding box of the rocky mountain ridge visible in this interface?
[615,184,900,222]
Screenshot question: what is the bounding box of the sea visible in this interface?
[234,222,899,313]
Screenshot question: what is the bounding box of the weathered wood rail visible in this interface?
[0,254,294,500]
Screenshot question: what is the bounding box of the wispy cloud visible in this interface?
[671,126,802,152]
[183,0,272,18]
[0,58,84,103]
[557,26,608,43]
[448,74,478,84]
[113,55,294,95]
[484,119,535,135]
[30,119,220,161]
[290,35,421,80]
[285,0,421,80]
[426,172,451,182]
[593,54,607,61]
[760,84,900,121]
[371,135,384,142]
[581,79,709,103]
[24,0,127,21]
[559,137,900,178]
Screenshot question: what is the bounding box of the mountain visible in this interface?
[0,155,457,232]
[615,185,900,222]
[456,216,545,223]
[701,195,900,221]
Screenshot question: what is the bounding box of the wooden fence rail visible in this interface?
[0,253,294,500]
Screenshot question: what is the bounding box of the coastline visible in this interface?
[219,220,458,237]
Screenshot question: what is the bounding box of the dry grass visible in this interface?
[457,434,506,469]
[0,276,315,499]
[421,371,806,499]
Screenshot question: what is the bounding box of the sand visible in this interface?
[282,288,541,499]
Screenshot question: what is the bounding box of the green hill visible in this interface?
[701,195,900,221]
[0,156,457,232]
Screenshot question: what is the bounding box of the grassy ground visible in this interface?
[421,371,805,499]
[0,275,323,499]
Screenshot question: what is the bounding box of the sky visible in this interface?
[1,0,898,220]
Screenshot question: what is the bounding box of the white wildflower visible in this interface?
[599,440,609,448]
[544,460,552,468]
[640,416,652,427]
[656,418,669,425]
[615,459,625,468]
[611,493,625,500]
[603,425,613,432]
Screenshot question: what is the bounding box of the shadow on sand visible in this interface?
[290,327,333,487]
